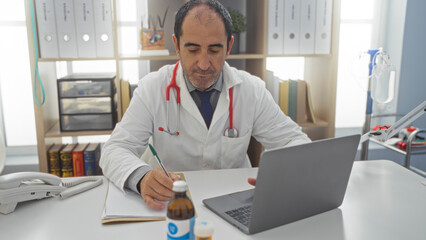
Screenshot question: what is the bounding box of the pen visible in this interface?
[148,143,171,178]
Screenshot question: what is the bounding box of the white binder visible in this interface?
[283,0,300,55]
[54,0,78,58]
[93,0,114,58]
[73,0,97,58]
[35,0,59,58]
[267,0,284,55]
[315,0,333,54]
[299,0,316,54]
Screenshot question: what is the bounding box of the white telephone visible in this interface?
[0,172,103,214]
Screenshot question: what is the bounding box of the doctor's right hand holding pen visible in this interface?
[140,168,257,210]
[139,168,181,210]
[144,143,256,209]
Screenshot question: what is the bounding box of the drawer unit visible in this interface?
[59,97,112,114]
[60,114,115,131]
[58,79,112,97]
[57,73,117,131]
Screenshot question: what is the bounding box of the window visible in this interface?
[0,2,37,152]
[335,0,384,132]
[266,57,305,81]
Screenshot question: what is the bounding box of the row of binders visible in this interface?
[266,71,316,124]
[35,0,114,58]
[268,0,333,55]
[48,142,102,178]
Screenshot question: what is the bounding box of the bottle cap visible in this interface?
[194,219,214,237]
[173,180,187,192]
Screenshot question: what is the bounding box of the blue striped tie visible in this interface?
[196,90,213,128]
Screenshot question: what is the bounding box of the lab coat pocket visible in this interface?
[220,130,251,169]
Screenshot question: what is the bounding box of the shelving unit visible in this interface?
[25,0,341,172]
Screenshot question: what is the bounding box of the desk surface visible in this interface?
[1,160,425,240]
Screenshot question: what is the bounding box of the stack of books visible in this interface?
[266,71,316,124]
[47,143,102,177]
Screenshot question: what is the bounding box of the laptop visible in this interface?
[203,134,360,234]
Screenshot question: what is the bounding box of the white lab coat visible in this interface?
[100,62,310,190]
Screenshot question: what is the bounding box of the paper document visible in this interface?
[102,181,166,224]
[102,173,191,224]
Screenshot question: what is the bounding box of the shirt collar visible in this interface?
[184,72,223,93]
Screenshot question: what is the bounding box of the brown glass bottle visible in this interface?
[167,180,195,240]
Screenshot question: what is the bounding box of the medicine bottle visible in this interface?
[167,180,195,240]
[194,219,214,240]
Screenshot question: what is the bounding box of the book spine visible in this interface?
[73,151,85,176]
[306,82,317,123]
[48,150,61,177]
[279,81,289,115]
[296,80,307,123]
[84,151,96,176]
[60,150,74,177]
[288,80,298,121]
[95,146,102,175]
[121,80,130,115]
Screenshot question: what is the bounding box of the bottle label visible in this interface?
[167,217,195,240]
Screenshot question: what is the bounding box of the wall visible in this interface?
[372,0,407,126]
[397,0,426,130]
[397,0,426,171]
[378,0,426,129]
[369,0,426,172]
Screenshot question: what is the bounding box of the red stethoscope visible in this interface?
[158,62,238,138]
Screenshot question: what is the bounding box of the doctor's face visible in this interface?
[173,5,234,91]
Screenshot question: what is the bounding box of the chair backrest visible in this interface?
[247,137,263,167]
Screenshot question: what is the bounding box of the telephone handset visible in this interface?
[0,172,103,214]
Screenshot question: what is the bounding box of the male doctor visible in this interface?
[100,0,310,210]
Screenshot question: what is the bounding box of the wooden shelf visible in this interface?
[37,53,266,62]
[300,119,328,128]
[227,54,265,59]
[266,54,332,58]
[45,121,112,138]
[119,53,179,61]
[119,53,265,61]
[25,0,341,172]
[38,57,116,62]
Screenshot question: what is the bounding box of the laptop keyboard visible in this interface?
[225,205,252,226]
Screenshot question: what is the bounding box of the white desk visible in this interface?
[1,160,425,240]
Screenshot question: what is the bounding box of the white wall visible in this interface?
[397,0,426,130]
[372,0,407,126]
[370,0,426,172]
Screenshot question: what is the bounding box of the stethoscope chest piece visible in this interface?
[224,128,238,138]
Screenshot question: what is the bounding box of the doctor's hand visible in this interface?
[247,178,257,186]
[139,168,180,210]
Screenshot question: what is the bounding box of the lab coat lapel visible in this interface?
[210,62,242,129]
[176,63,207,128]
[176,61,241,131]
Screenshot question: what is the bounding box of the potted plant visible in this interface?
[227,8,246,54]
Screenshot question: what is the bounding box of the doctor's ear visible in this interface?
[226,36,235,56]
[172,34,180,57]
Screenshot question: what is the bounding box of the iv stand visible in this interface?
[360,49,379,160]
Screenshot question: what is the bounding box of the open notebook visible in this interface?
[101,173,192,224]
